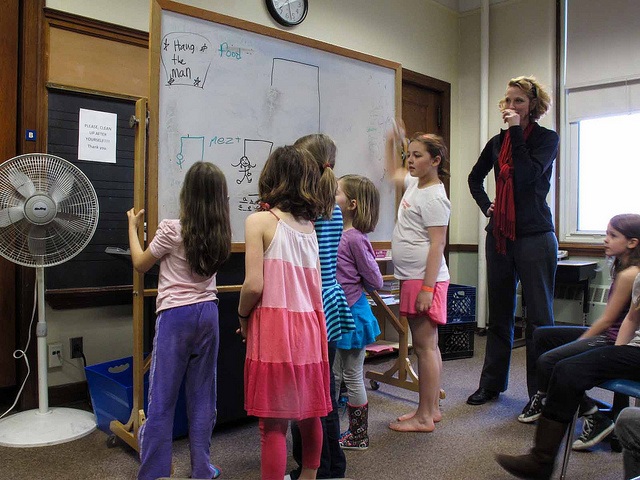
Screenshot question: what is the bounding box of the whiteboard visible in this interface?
[149,1,399,244]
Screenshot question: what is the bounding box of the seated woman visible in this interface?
[495,271,640,480]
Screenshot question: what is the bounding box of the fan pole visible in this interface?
[0,266,96,447]
[36,266,49,414]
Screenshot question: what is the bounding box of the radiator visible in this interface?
[516,285,609,326]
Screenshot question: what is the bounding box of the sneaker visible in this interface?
[572,412,615,450]
[579,404,598,417]
[518,392,545,424]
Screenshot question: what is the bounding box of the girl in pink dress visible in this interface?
[237,145,333,480]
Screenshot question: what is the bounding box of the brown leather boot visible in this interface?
[495,416,568,479]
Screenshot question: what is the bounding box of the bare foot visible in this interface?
[397,410,416,422]
[398,409,442,423]
[389,417,435,432]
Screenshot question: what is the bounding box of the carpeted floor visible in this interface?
[0,334,626,479]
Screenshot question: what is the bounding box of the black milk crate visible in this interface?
[438,320,476,360]
[447,284,476,324]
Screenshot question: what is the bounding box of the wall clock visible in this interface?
[266,0,308,27]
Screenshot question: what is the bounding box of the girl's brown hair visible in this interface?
[609,213,640,274]
[259,145,322,221]
[180,162,231,277]
[339,174,380,234]
[409,133,450,181]
[499,76,552,121]
[293,133,338,219]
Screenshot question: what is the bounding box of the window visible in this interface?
[576,113,640,232]
[558,0,640,243]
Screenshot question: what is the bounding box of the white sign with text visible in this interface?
[78,108,117,163]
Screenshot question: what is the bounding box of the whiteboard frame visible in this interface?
[148,0,401,251]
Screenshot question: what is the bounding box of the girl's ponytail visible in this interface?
[318,166,338,219]
[294,133,338,219]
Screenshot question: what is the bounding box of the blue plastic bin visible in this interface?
[85,356,188,438]
[446,284,476,324]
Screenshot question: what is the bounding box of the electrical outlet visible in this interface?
[48,343,63,368]
[70,337,83,359]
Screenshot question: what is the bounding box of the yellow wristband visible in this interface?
[421,285,435,293]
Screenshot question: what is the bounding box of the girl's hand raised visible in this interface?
[385,118,409,186]
[390,118,406,144]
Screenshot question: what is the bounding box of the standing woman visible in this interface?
[467,76,560,406]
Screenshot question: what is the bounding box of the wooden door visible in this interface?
[401,69,451,257]
[403,83,443,139]
[0,0,19,389]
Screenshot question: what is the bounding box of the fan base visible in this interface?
[0,407,96,447]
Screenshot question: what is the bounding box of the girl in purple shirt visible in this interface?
[334,174,383,450]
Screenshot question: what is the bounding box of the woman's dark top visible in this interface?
[468,123,559,237]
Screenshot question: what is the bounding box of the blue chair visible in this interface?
[560,379,640,479]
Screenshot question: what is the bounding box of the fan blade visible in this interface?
[53,213,87,234]
[7,169,36,199]
[49,170,75,204]
[0,206,25,228]
[27,225,48,258]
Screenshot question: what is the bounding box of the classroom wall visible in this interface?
[41,0,567,385]
[453,0,557,247]
[449,0,557,290]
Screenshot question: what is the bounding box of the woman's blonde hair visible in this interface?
[339,174,380,234]
[499,76,552,121]
[293,133,338,219]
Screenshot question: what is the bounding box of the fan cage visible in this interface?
[0,154,99,268]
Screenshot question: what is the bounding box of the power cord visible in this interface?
[81,352,92,409]
[0,284,37,420]
[59,351,92,409]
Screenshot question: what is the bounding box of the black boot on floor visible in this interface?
[495,416,568,480]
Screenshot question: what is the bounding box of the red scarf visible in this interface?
[494,123,534,254]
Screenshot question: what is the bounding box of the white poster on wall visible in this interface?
[78,108,117,163]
